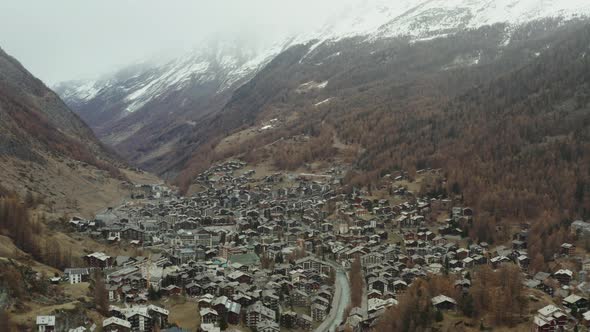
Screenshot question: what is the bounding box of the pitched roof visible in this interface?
[36,316,56,326]
[431,295,457,306]
[103,317,131,328]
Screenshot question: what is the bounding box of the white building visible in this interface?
[36,316,56,332]
[64,268,90,284]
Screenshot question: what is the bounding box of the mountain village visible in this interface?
[4,1,590,332]
[19,160,587,332]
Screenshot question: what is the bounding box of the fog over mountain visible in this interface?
[0,0,358,85]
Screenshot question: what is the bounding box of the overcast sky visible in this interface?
[0,0,357,85]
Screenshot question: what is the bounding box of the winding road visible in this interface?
[315,263,351,332]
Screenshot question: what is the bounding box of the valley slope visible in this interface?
[0,46,150,216]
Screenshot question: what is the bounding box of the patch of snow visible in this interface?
[443,51,482,70]
[326,52,342,59]
[259,119,280,131]
[315,98,334,107]
[297,81,329,93]
[410,33,451,44]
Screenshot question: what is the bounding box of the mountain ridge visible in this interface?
[55,0,590,181]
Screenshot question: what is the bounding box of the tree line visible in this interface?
[0,194,73,270]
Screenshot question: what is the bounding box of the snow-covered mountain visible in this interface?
[55,41,284,124]
[58,0,590,111]
[296,0,590,43]
[55,0,590,174]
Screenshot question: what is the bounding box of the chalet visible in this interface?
[448,259,462,269]
[36,316,56,332]
[227,270,253,284]
[292,289,309,306]
[512,240,526,250]
[393,280,408,294]
[281,311,297,328]
[103,317,131,332]
[490,255,510,269]
[121,227,146,242]
[312,295,330,308]
[456,248,469,260]
[431,295,457,311]
[184,282,202,296]
[257,319,280,332]
[368,289,382,300]
[361,252,384,266]
[212,296,230,316]
[126,307,153,332]
[64,268,90,284]
[162,284,182,296]
[517,255,530,269]
[200,308,219,324]
[262,290,280,310]
[560,243,575,256]
[84,252,113,269]
[311,303,328,322]
[297,314,313,330]
[148,305,169,329]
[296,256,332,274]
[454,279,471,293]
[246,301,275,328]
[227,301,242,325]
[553,269,573,285]
[200,324,220,332]
[532,305,567,332]
[369,278,386,293]
[198,295,214,308]
[563,294,589,310]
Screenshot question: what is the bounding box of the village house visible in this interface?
[432,295,457,311]
[64,268,91,284]
[532,305,567,332]
[246,301,276,328]
[560,243,575,256]
[200,308,219,325]
[257,319,280,332]
[84,252,113,269]
[103,317,132,332]
[563,294,589,310]
[553,269,573,285]
[36,316,56,332]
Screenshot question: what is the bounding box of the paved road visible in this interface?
[315,263,351,332]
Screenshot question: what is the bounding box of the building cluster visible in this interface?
[45,161,590,331]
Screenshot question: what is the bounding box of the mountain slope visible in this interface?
[0,46,135,215]
[55,42,287,173]
[55,0,590,180]
[174,16,590,226]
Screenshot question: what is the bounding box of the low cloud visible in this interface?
[0,0,359,84]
